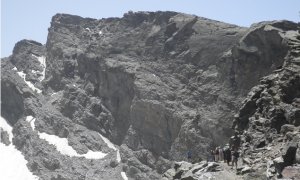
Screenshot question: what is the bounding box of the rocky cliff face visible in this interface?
[232,27,300,179]
[1,11,299,180]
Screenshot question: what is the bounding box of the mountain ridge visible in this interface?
[1,11,299,179]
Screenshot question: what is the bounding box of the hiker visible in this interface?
[223,146,227,163]
[211,149,215,162]
[214,147,219,162]
[207,149,213,162]
[231,147,239,170]
[218,146,224,161]
[224,146,231,166]
[187,150,192,162]
[229,131,241,150]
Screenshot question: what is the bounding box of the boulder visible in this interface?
[273,157,284,178]
[241,166,252,174]
[181,171,197,180]
[162,169,176,179]
[109,159,119,168]
[266,160,276,179]
[280,124,296,134]
[242,158,252,165]
[283,137,299,165]
[282,165,300,179]
[0,128,11,145]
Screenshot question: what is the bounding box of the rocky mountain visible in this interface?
[1,11,299,180]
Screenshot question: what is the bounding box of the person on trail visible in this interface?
[223,146,227,163]
[231,148,239,170]
[229,131,241,150]
[210,149,215,162]
[207,149,213,162]
[218,146,224,162]
[215,147,219,162]
[224,145,231,166]
[187,150,192,162]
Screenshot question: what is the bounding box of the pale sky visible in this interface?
[1,0,300,57]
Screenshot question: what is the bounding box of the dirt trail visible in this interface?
[205,161,244,180]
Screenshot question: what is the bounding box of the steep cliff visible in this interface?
[1,11,299,180]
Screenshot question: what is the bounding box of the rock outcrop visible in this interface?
[1,11,299,179]
[232,26,300,179]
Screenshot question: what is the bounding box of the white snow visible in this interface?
[31,54,46,82]
[121,172,128,180]
[99,31,103,35]
[25,116,36,130]
[0,117,39,180]
[116,149,121,162]
[85,27,91,32]
[31,70,38,74]
[23,116,106,159]
[51,92,57,96]
[98,133,121,162]
[12,67,18,71]
[0,116,13,142]
[38,132,107,159]
[17,71,42,93]
[98,133,117,151]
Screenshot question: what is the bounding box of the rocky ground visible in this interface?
[1,11,299,179]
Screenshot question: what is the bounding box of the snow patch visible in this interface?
[25,116,36,130]
[0,116,13,142]
[98,133,117,151]
[116,150,121,163]
[0,117,39,180]
[98,133,121,162]
[99,31,103,35]
[38,132,107,159]
[51,92,57,96]
[31,54,46,81]
[12,67,17,71]
[121,172,128,180]
[31,70,38,74]
[85,27,91,32]
[17,71,42,93]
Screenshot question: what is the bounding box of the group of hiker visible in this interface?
[208,144,239,169]
[209,131,241,169]
[186,131,242,170]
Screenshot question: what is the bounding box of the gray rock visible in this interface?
[274,157,284,177]
[241,166,252,174]
[281,124,296,134]
[1,10,299,180]
[0,128,11,145]
[110,159,119,168]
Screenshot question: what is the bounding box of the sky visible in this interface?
[1,0,300,57]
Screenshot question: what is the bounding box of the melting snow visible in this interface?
[38,132,107,159]
[17,71,42,93]
[24,116,107,159]
[0,117,39,180]
[121,172,128,180]
[26,116,36,130]
[31,70,38,74]
[0,117,13,142]
[31,54,46,81]
[98,133,121,162]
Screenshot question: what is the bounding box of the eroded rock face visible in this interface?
[232,26,300,179]
[1,11,299,179]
